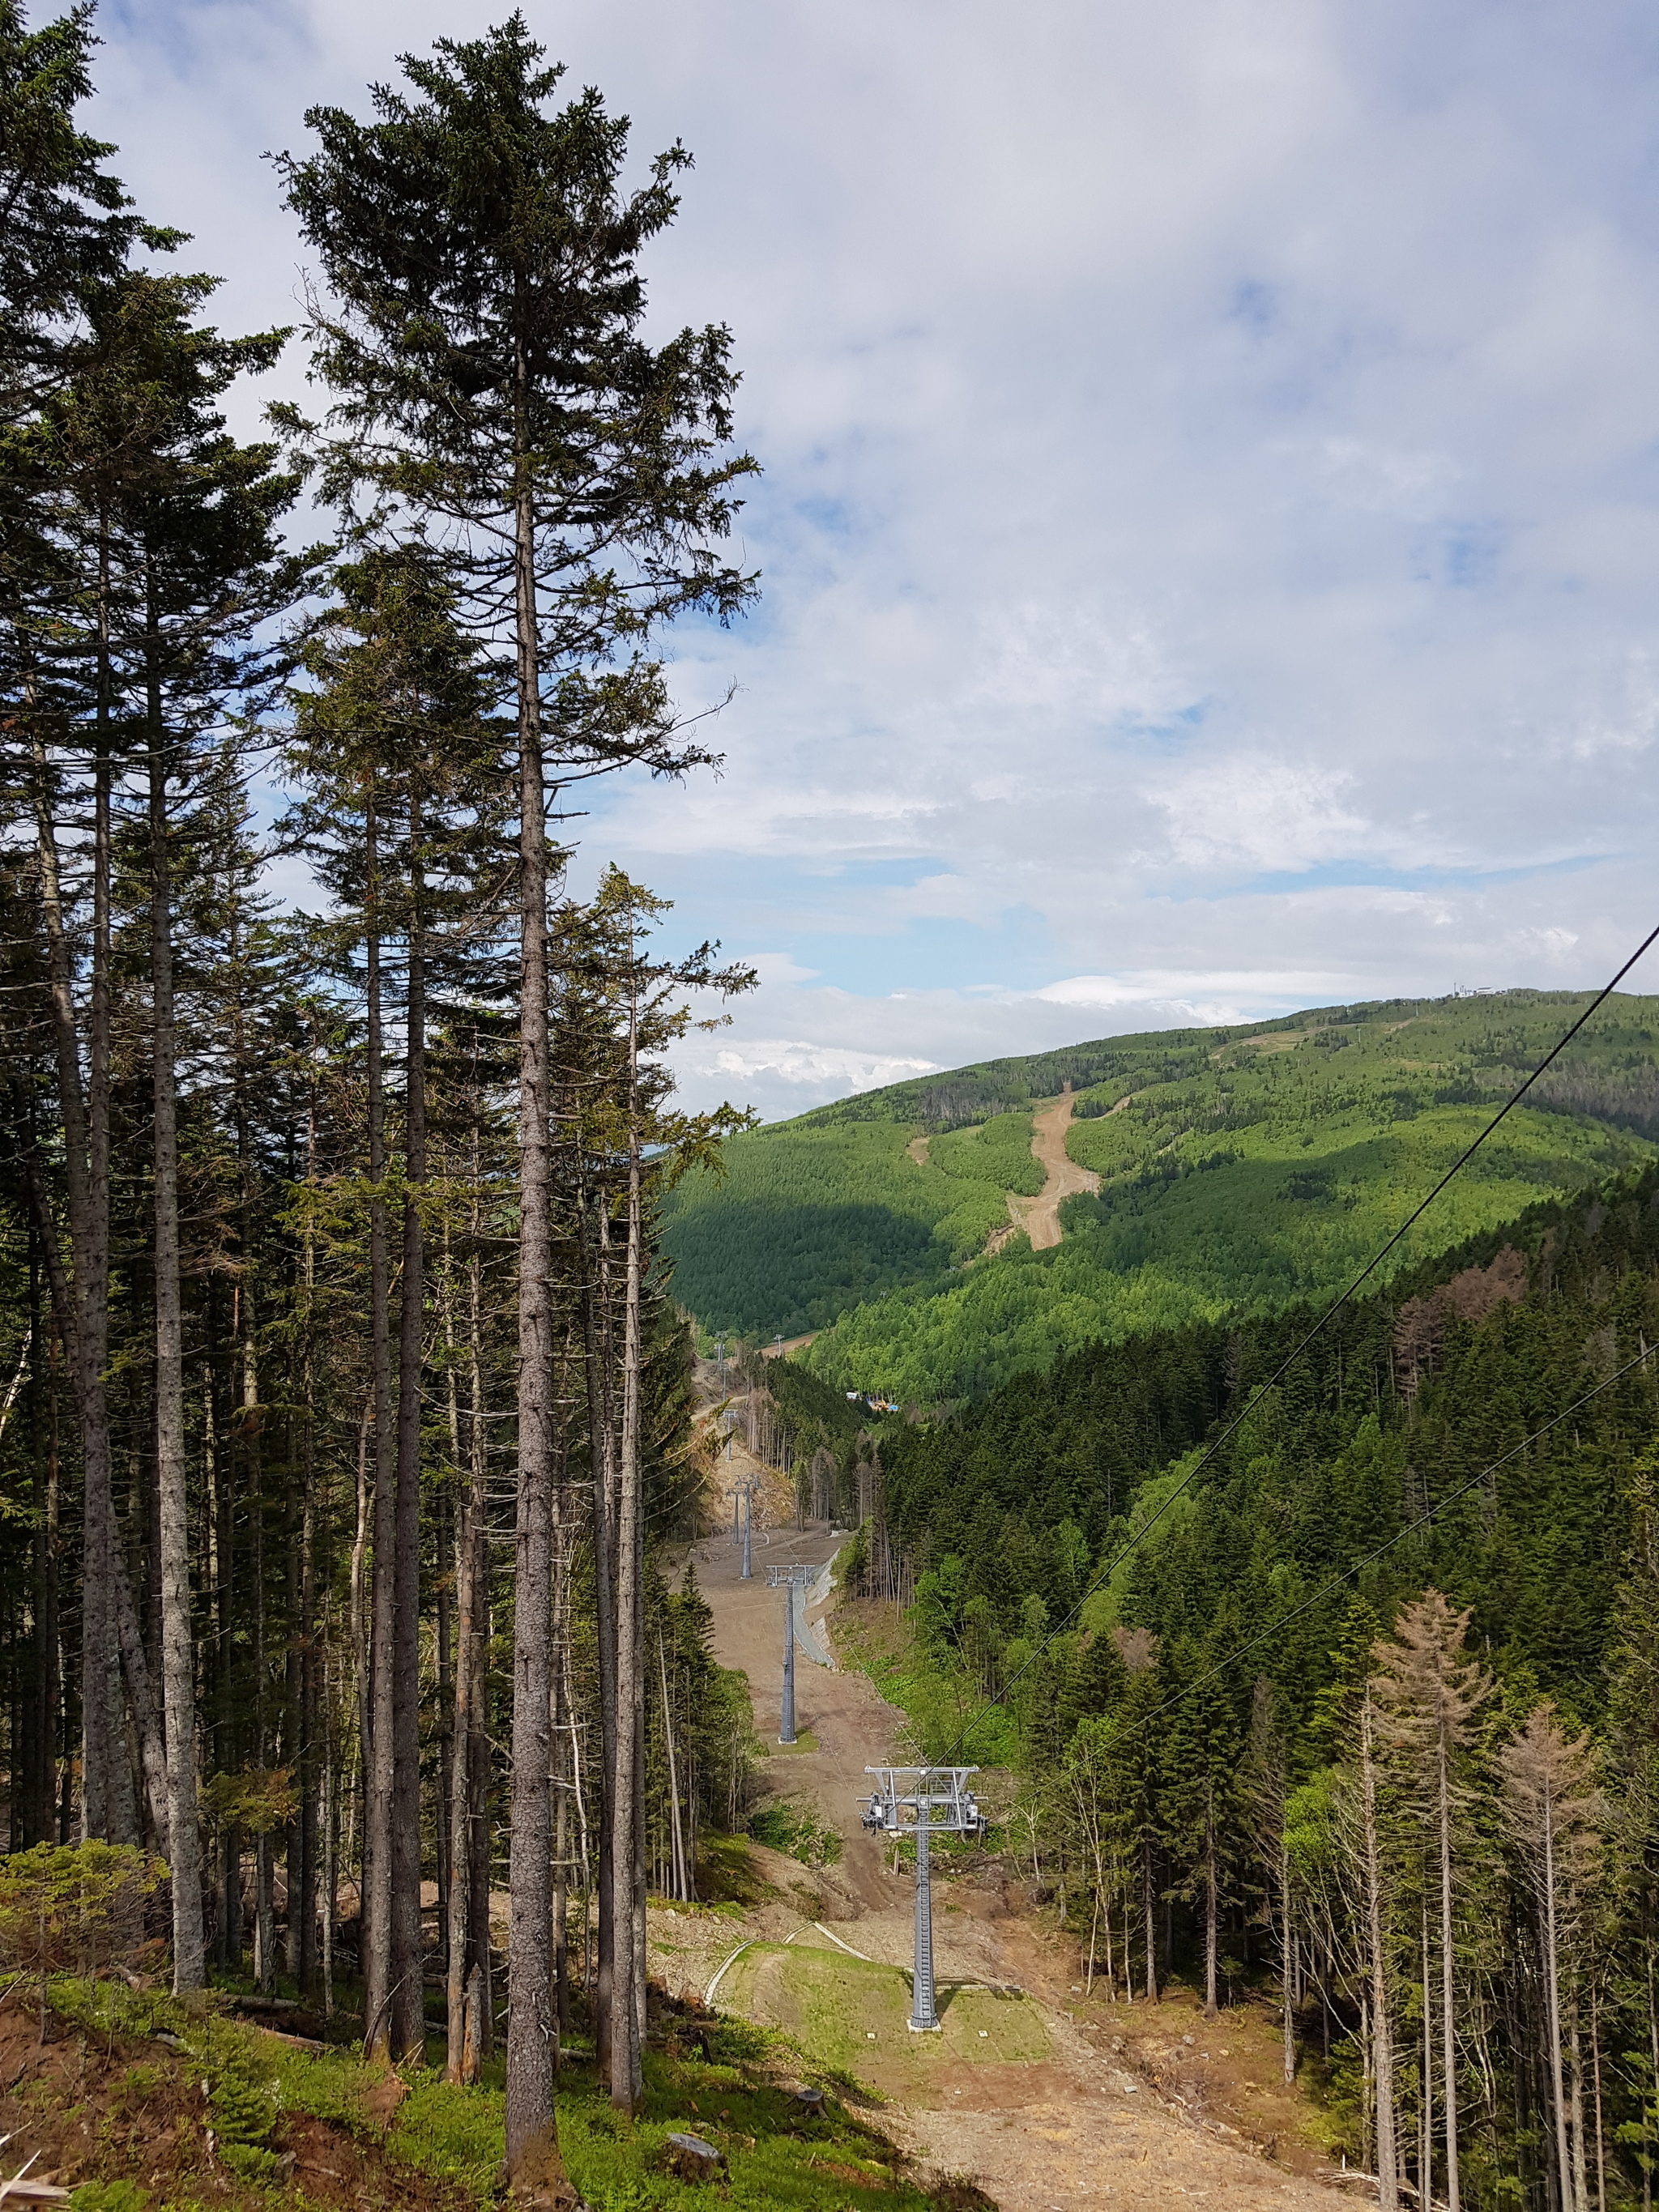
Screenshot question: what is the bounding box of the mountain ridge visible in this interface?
[660,987,1659,1403]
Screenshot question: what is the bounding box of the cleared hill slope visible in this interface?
[660,988,1659,1401]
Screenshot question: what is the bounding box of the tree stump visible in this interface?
[665,2132,725,2182]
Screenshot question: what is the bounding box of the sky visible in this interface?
[93,0,1659,1119]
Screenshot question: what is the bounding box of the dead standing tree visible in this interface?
[1502,1705,1605,2212]
[1372,1590,1494,2212]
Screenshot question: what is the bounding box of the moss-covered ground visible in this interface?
[0,1974,987,2212]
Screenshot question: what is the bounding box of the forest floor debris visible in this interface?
[0,1973,975,2212]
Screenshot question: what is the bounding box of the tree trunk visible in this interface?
[1590,1981,1606,2212]
[446,1151,487,2084]
[1571,2003,1589,2212]
[1436,1707,1461,2212]
[552,1511,570,2028]
[609,1083,644,2110]
[578,1193,618,2073]
[502,433,568,2195]
[1540,1785,1572,2212]
[390,799,426,2059]
[147,682,203,1989]
[1142,1836,1157,2003]
[1422,1903,1434,2211]
[1203,1810,1218,2019]
[1280,1845,1296,2084]
[1359,1693,1399,2212]
[364,803,399,2056]
[32,736,122,1842]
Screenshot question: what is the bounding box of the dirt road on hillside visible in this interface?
[679,1469,1356,2212]
[1005,1090,1099,1252]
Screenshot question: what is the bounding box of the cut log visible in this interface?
[252,2024,327,2055]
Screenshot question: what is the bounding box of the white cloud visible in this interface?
[1144,756,1371,876]
[90,0,1659,1116]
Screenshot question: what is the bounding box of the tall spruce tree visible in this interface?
[279,16,756,2166]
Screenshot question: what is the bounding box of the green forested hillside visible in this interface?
[659,1110,1043,1335]
[661,989,1659,1400]
[837,1166,1659,2201]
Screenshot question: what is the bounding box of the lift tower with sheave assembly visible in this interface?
[767,1563,814,1743]
[726,1473,762,1579]
[860,1767,987,2031]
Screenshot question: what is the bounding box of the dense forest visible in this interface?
[663,991,1659,1401]
[808,1166,1659,2210]
[0,6,763,2196]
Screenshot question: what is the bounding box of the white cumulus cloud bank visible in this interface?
[92,0,1659,1116]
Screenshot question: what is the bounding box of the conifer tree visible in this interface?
[1164,1630,1245,2018]
[279,19,756,2165]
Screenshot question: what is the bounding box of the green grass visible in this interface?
[722,1946,1049,2080]
[835,1605,1019,1768]
[770,1728,821,1755]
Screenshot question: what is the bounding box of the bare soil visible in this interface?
[1004,1092,1099,1253]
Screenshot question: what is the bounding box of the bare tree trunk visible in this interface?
[321,1643,335,2022]
[1281,1845,1296,2084]
[1142,1838,1157,2003]
[502,433,568,2197]
[552,1511,570,2029]
[446,1431,476,2078]
[446,1153,487,2085]
[1571,2003,1589,2212]
[32,737,122,1841]
[438,1224,459,1985]
[349,1402,372,1833]
[1591,1980,1606,2212]
[390,801,426,2060]
[1422,1903,1434,2211]
[364,804,398,2055]
[298,1387,318,1995]
[659,1631,686,1903]
[466,1219,493,2059]
[1203,1809,1218,2018]
[608,1060,645,2110]
[1359,1693,1399,2212]
[1436,1711,1461,2212]
[1540,1791,1572,2212]
[147,687,203,1993]
[578,1195,618,2073]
